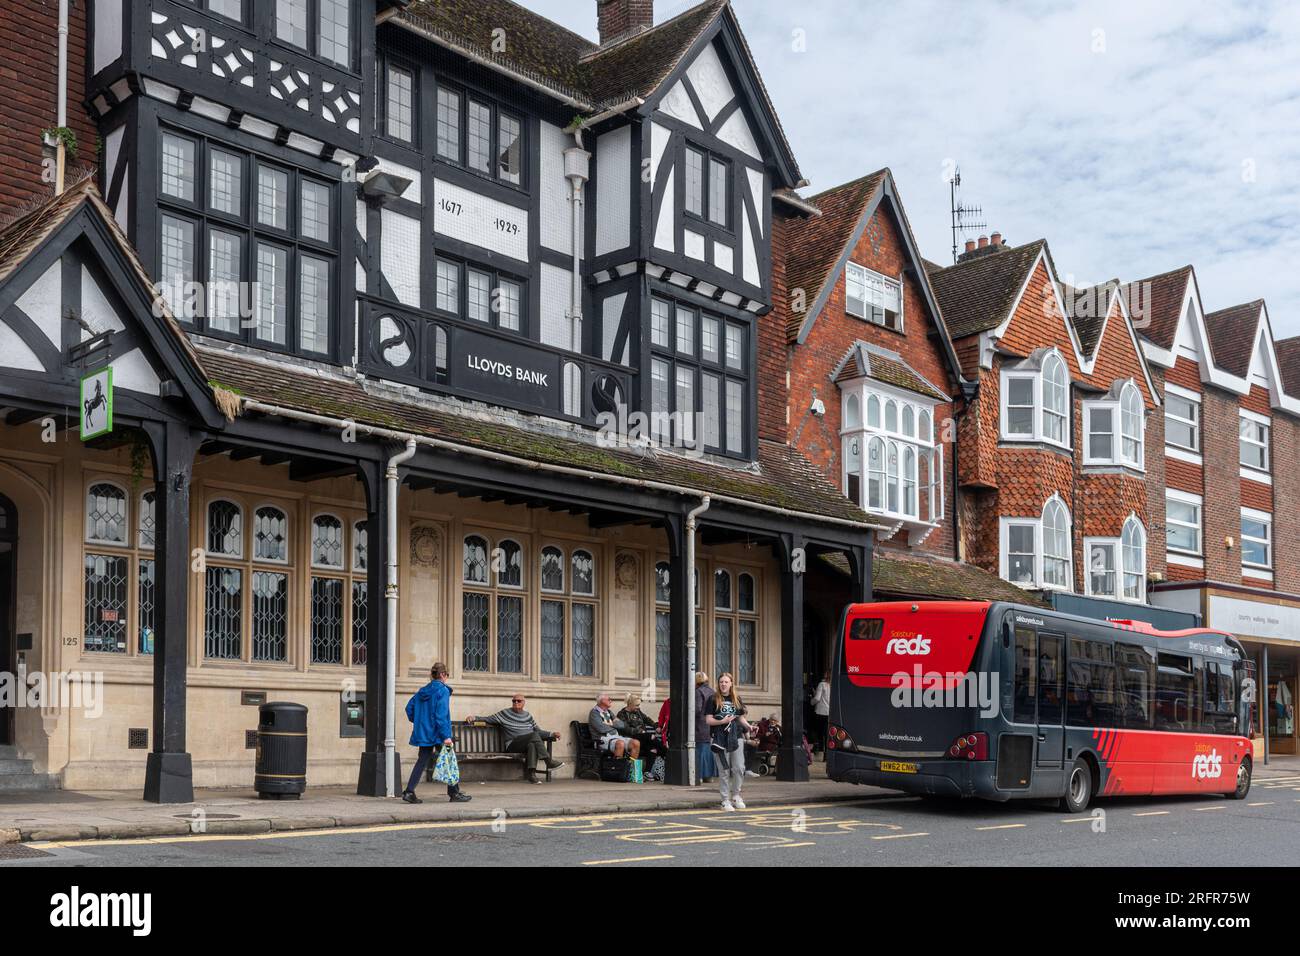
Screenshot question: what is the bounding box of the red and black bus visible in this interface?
[827,601,1256,811]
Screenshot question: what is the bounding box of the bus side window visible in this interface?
[1116,643,1154,730]
[1068,637,1115,728]
[1013,626,1036,724]
[1156,653,1194,731]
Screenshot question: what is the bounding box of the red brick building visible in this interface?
[770,169,1034,607]
[927,238,1158,609]
[1129,265,1300,756]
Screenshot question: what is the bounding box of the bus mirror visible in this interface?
[1240,677,1256,705]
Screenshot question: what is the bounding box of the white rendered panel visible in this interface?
[595,125,631,256]
[540,263,574,351]
[81,266,127,339]
[601,292,628,366]
[433,178,528,262]
[659,80,702,128]
[0,320,43,371]
[112,348,162,395]
[15,260,61,348]
[380,209,421,307]
[718,109,761,160]
[684,42,734,124]
[540,121,571,254]
[654,168,675,253]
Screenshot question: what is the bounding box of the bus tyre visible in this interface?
[1061,758,1093,813]
[1229,758,1251,800]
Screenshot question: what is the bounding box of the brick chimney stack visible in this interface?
[990,231,1002,246]
[598,0,654,46]
[957,231,1011,264]
[964,239,976,254]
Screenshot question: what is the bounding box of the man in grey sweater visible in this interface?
[466,695,564,783]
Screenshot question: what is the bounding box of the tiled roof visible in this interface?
[1061,280,1117,359]
[395,1,799,180]
[820,550,1045,605]
[775,171,886,341]
[926,240,1046,340]
[1122,265,1192,351]
[1204,301,1264,379]
[1274,336,1300,395]
[199,347,879,527]
[832,341,948,401]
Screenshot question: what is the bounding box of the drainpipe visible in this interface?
[563,128,590,358]
[684,496,711,786]
[55,0,69,194]
[384,439,417,798]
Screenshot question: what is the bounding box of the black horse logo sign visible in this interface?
[84,379,107,429]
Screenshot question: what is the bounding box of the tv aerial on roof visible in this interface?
[949,166,986,264]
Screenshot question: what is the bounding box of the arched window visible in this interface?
[1120,382,1143,465]
[714,569,732,610]
[903,446,917,517]
[886,440,900,513]
[496,539,523,588]
[738,572,756,613]
[654,561,671,681]
[540,545,564,592]
[352,521,368,572]
[311,514,344,568]
[844,434,862,506]
[86,482,128,545]
[884,399,898,433]
[1041,497,1071,588]
[844,393,861,429]
[138,491,156,550]
[1042,352,1068,444]
[571,549,595,595]
[654,561,671,603]
[902,405,915,438]
[867,437,885,511]
[867,394,881,428]
[207,500,243,557]
[463,535,489,584]
[254,506,289,563]
[1122,517,1145,601]
[918,409,932,443]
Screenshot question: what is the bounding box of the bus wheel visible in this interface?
[1061,758,1093,813]
[1228,758,1252,800]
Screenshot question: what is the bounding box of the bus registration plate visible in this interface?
[880,761,918,774]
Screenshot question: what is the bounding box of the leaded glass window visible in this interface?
[84,553,128,653]
[312,514,344,568]
[311,576,344,664]
[207,500,243,556]
[251,571,289,662]
[86,483,127,545]
[205,566,243,659]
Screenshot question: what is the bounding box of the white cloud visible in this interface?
[529,0,1300,334]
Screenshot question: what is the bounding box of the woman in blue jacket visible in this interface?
[402,662,472,804]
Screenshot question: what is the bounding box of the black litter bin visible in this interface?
[254,702,308,799]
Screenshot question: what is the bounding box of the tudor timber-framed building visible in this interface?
[0,0,878,800]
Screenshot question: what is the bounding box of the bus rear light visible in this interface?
[948,732,988,760]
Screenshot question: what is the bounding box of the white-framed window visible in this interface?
[1165,490,1202,557]
[1164,384,1200,459]
[1239,410,1270,477]
[1083,380,1143,470]
[840,384,942,524]
[1000,350,1070,448]
[844,262,902,331]
[1121,517,1146,602]
[1085,539,1117,598]
[998,496,1073,591]
[1240,509,1272,570]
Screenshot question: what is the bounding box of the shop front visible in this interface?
[1152,582,1300,758]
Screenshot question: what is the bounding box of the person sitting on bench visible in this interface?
[466,694,564,784]
[589,693,641,760]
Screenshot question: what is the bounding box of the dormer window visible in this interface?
[1000,349,1070,448]
[845,263,902,331]
[1239,410,1270,478]
[1083,380,1144,470]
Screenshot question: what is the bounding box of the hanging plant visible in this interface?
[42,126,78,162]
[128,433,151,493]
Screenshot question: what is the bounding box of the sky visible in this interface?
[529,0,1300,335]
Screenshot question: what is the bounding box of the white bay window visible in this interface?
[1084,380,1143,470]
[841,385,942,526]
[998,496,1073,591]
[1083,516,1146,602]
[1000,349,1070,448]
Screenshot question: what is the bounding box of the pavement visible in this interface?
[2,754,1297,847]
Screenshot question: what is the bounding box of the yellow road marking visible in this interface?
[976,823,1026,831]
[1133,811,1170,817]
[872,831,927,840]
[29,801,855,849]
[582,855,673,866]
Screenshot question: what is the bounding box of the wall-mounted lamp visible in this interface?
[360,169,413,205]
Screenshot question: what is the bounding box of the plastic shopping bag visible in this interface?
[432,744,460,786]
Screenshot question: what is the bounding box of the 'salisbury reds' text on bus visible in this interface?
[828,601,1255,811]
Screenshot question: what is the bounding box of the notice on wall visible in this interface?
[1208,594,1300,643]
[433,178,528,263]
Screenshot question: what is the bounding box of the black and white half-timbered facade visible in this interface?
[0,0,876,801]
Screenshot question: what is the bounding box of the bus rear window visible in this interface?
[849,618,883,641]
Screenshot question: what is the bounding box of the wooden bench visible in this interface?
[570,720,630,781]
[425,721,555,783]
